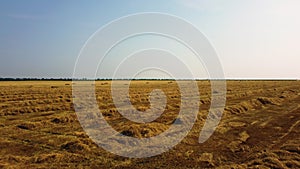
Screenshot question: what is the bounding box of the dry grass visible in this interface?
[0,80,299,168]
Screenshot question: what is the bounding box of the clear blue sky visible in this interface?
[1,0,299,79]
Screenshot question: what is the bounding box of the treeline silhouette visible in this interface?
[0,78,178,81]
[0,78,296,81]
[0,78,73,81]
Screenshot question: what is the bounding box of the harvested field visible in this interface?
[0,80,299,168]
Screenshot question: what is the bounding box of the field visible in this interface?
[0,80,299,168]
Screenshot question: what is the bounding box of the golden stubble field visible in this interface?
[0,80,299,168]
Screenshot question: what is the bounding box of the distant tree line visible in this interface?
[0,78,73,81]
[0,77,181,81]
[0,77,296,81]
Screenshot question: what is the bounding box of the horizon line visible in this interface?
[0,77,298,81]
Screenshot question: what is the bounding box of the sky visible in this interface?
[0,0,299,79]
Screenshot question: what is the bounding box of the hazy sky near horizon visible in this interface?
[0,0,299,79]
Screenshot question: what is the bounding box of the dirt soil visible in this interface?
[0,80,299,168]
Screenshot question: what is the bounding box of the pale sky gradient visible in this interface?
[0,0,299,79]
